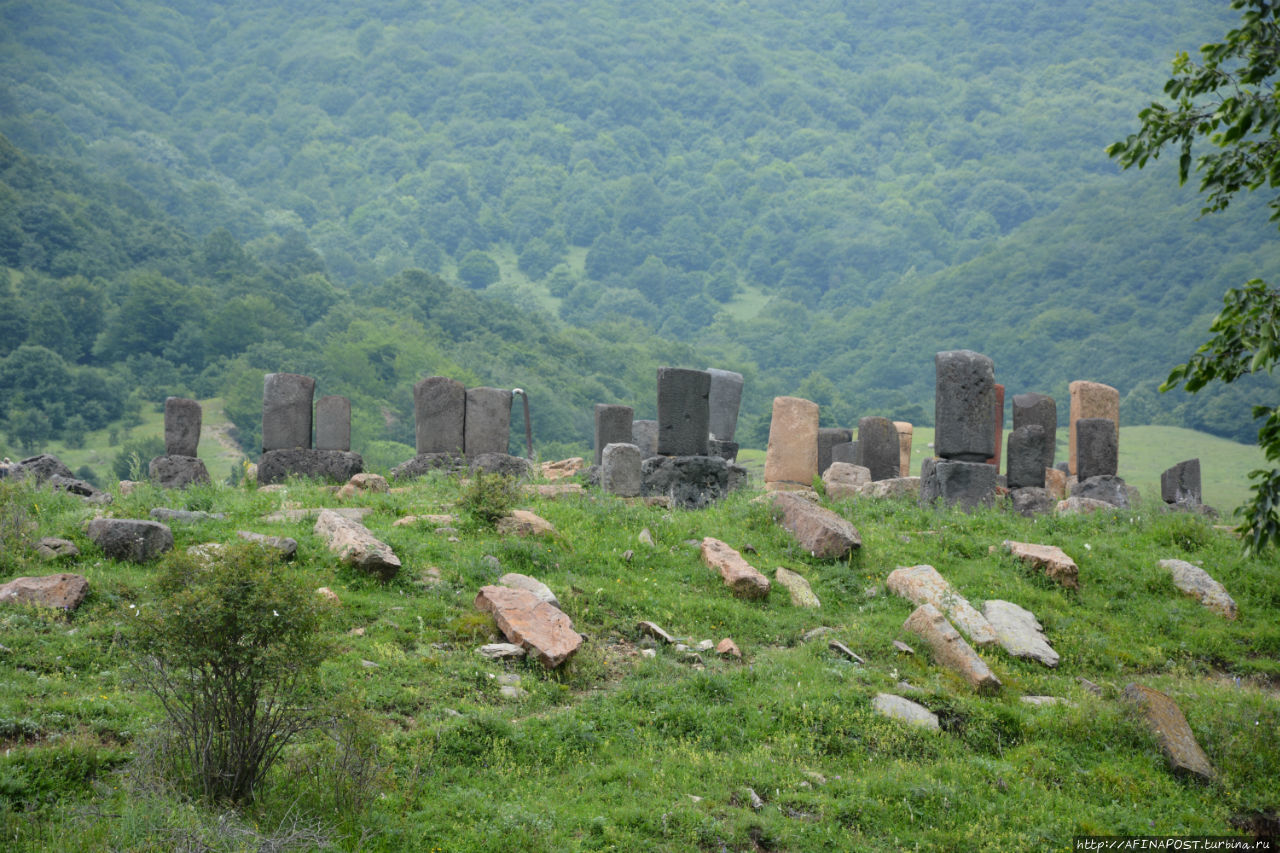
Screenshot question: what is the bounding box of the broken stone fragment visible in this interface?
[903,603,1001,695]
[336,472,389,500]
[822,462,871,499]
[828,641,865,664]
[313,509,400,580]
[981,599,1059,667]
[1159,559,1237,619]
[496,510,556,537]
[475,585,582,668]
[716,638,742,658]
[236,530,298,560]
[1001,540,1080,589]
[637,621,676,644]
[0,573,89,612]
[478,643,527,662]
[1122,683,1215,782]
[35,537,78,561]
[700,537,771,599]
[872,693,939,730]
[768,491,861,559]
[885,564,997,647]
[774,567,820,608]
[499,572,559,609]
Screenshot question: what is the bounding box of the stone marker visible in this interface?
[831,441,858,465]
[934,350,995,461]
[817,428,852,476]
[981,600,1059,667]
[872,693,940,730]
[1159,559,1237,619]
[602,442,643,497]
[886,564,998,647]
[700,537,771,599]
[164,397,202,457]
[631,419,659,457]
[314,395,352,451]
[87,518,174,562]
[499,572,560,609]
[594,404,634,466]
[774,567,820,608]
[764,396,819,487]
[1001,540,1079,589]
[262,373,315,451]
[1011,393,1057,471]
[986,383,1005,468]
[1122,683,1214,782]
[465,387,513,456]
[1076,417,1118,480]
[657,367,711,456]
[413,376,466,455]
[769,491,861,559]
[475,585,583,668]
[919,458,998,510]
[313,509,400,579]
[1006,425,1048,489]
[1068,380,1119,476]
[894,422,914,477]
[858,417,900,481]
[903,603,1002,694]
[707,368,745,441]
[257,449,362,485]
[149,455,211,489]
[1044,467,1068,500]
[1161,459,1202,507]
[1070,474,1129,508]
[0,573,89,612]
[822,462,871,499]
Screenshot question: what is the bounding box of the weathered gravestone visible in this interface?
[656,367,711,456]
[764,396,819,488]
[413,376,466,455]
[919,457,998,511]
[706,368,744,441]
[831,441,858,465]
[465,387,513,456]
[262,373,314,451]
[631,419,659,457]
[894,422,913,477]
[858,417,900,482]
[602,442,642,497]
[594,404,634,466]
[1068,380,1118,477]
[817,428,853,476]
[314,395,352,452]
[934,350,996,461]
[1076,417,1118,480]
[1006,424,1048,489]
[1011,393,1057,472]
[1161,459,1202,508]
[164,397,202,457]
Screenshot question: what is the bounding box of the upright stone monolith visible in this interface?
[832,441,858,465]
[934,351,995,461]
[602,442,642,497]
[1069,381,1119,476]
[1076,417,1118,480]
[164,397,202,457]
[707,368,744,442]
[1006,424,1048,489]
[1161,459,1202,508]
[894,422,913,477]
[413,376,466,455]
[594,404,634,466]
[764,396,819,488]
[858,417,900,481]
[817,428,853,476]
[631,420,659,457]
[465,387,513,456]
[314,395,352,452]
[1012,393,1057,472]
[986,384,1005,468]
[657,368,711,456]
[262,373,315,451]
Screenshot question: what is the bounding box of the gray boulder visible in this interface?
[149,454,211,489]
[87,518,174,562]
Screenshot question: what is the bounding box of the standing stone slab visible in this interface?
[413,376,466,455]
[986,383,1005,468]
[769,491,861,559]
[602,442,643,498]
[631,419,659,457]
[934,350,996,461]
[707,368,745,441]
[919,458,997,510]
[164,397,202,457]
[262,373,315,451]
[764,396,819,487]
[858,417,900,481]
[817,428,853,476]
[1044,467,1068,500]
[465,387,513,456]
[314,395,352,452]
[1012,393,1057,471]
[1076,417,1118,480]
[1161,459,1202,507]
[313,509,400,580]
[903,603,1002,694]
[657,367,711,456]
[1068,381,1119,476]
[885,564,998,647]
[475,585,582,668]
[593,404,634,466]
[86,518,173,563]
[981,600,1059,667]
[1006,425,1048,489]
[831,441,858,465]
[1159,559,1237,619]
[701,537,771,599]
[1122,683,1215,782]
[894,422,913,477]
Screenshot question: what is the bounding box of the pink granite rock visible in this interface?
[769,491,861,559]
[0,573,89,612]
[475,585,582,668]
[700,537,771,599]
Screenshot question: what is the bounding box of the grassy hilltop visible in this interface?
[1,463,1277,851]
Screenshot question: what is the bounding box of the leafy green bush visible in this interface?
[111,435,165,481]
[459,472,521,528]
[132,544,334,804]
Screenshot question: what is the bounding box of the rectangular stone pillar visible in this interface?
[858,416,899,482]
[164,397,202,457]
[817,428,852,475]
[413,376,466,455]
[262,373,314,451]
[465,387,513,456]
[632,419,659,457]
[1068,381,1119,476]
[894,421,913,477]
[1011,393,1057,473]
[986,383,1005,468]
[764,396,818,487]
[657,367,710,456]
[707,368,745,442]
[934,350,995,462]
[1076,417,1118,480]
[315,395,352,451]
[594,404,634,466]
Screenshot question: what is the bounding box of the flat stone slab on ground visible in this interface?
[0,573,89,611]
[262,507,372,523]
[903,602,1002,695]
[478,643,527,662]
[700,537,771,599]
[981,599,1059,667]
[526,483,584,499]
[1122,683,1215,782]
[475,585,582,668]
[1001,540,1079,589]
[885,564,997,647]
[500,572,559,608]
[769,491,861,559]
[86,518,173,563]
[150,508,226,523]
[236,530,298,559]
[774,566,820,608]
[872,693,939,730]
[496,510,556,537]
[1159,559,1237,619]
[638,621,676,644]
[313,509,400,580]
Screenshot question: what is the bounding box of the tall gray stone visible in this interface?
[1006,424,1048,489]
[632,420,659,457]
[919,458,998,510]
[413,376,466,454]
[831,441,858,465]
[262,373,314,451]
[1011,393,1057,471]
[934,350,995,461]
[857,417,899,481]
[1161,459,1202,506]
[164,397,202,457]
[602,442,642,497]
[656,367,711,456]
[314,395,352,452]
[706,368,745,442]
[817,428,853,475]
[594,404,634,466]
[465,387,513,456]
[1076,417,1118,480]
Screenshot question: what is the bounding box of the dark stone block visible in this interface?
[391,452,466,481]
[1071,474,1130,508]
[1076,417,1118,480]
[468,452,534,478]
[656,367,711,456]
[46,474,112,504]
[1012,393,1057,471]
[858,417,899,481]
[1010,487,1054,517]
[707,368,744,442]
[631,420,659,457]
[314,395,351,451]
[413,376,466,455]
[15,454,74,483]
[594,404,634,466]
[1161,459,1202,506]
[465,387,512,456]
[257,449,363,485]
[1006,424,1048,489]
[831,441,858,465]
[262,373,314,451]
[919,458,998,510]
[87,518,173,562]
[641,454,731,509]
[149,454,211,489]
[708,438,739,462]
[934,350,995,461]
[817,428,853,475]
[164,397,202,457]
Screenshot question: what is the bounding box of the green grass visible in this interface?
[1,465,1277,851]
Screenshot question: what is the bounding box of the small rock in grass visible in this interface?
[828,641,864,664]
[802,626,834,643]
[315,587,341,604]
[496,510,556,537]
[893,640,915,655]
[478,643,526,661]
[1159,558,1237,619]
[638,621,676,644]
[639,528,654,547]
[716,638,742,658]
[775,566,821,608]
[700,537,771,599]
[872,693,939,730]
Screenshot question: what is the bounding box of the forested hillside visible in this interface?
[1,0,1277,462]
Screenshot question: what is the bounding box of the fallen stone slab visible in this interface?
[1122,683,1215,782]
[149,508,226,523]
[236,530,298,560]
[540,457,584,481]
[775,567,820,608]
[638,621,676,644]
[478,643,527,662]
[475,585,582,668]
[496,510,555,537]
[701,537,771,599]
[0,573,89,612]
[885,564,997,647]
[392,513,455,528]
[1055,496,1115,516]
[313,509,400,580]
[981,599,1059,667]
[1001,540,1079,589]
[35,537,78,561]
[499,572,559,608]
[903,603,1002,694]
[872,693,939,730]
[769,491,861,560]
[1159,559,1237,619]
[86,518,173,563]
[1021,695,1072,707]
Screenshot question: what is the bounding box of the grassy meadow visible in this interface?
[1,454,1277,851]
